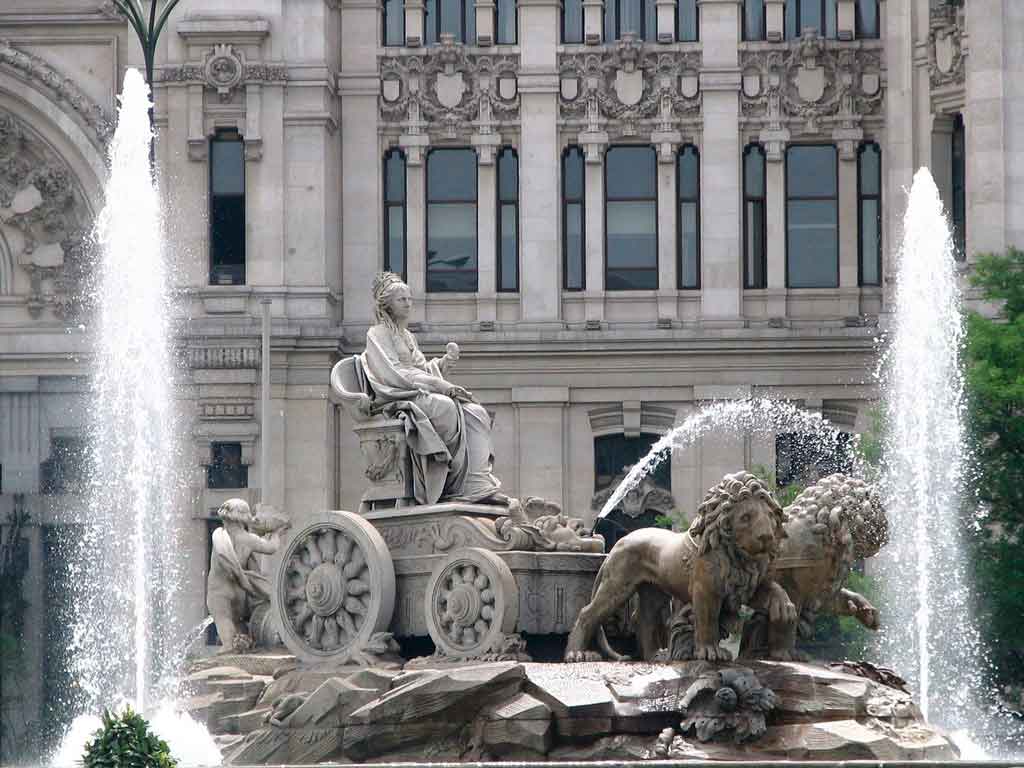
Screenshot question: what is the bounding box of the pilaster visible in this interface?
[405,0,425,45]
[656,147,678,320]
[583,142,607,323]
[476,0,496,44]
[837,0,855,41]
[475,136,501,321]
[403,148,428,322]
[765,0,785,42]
[838,156,859,289]
[656,0,676,42]
[583,0,604,43]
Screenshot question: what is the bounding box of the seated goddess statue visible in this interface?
[361,271,505,506]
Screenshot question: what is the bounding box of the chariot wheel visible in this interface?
[273,511,395,664]
[425,547,518,658]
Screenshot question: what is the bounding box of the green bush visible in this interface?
[82,708,177,768]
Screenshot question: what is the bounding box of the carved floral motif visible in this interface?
[379,36,520,138]
[558,38,701,137]
[739,30,884,135]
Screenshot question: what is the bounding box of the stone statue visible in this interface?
[741,473,889,659]
[207,498,288,653]
[564,471,795,663]
[360,271,506,506]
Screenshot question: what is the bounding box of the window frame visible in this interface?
[604,0,658,42]
[855,0,879,39]
[562,0,584,42]
[383,148,408,281]
[496,0,518,43]
[742,0,766,41]
[743,143,767,289]
[952,113,966,261]
[784,143,839,289]
[604,145,659,291]
[424,0,474,44]
[208,127,246,286]
[383,0,406,46]
[562,146,586,291]
[676,0,699,42]
[426,147,479,293]
[785,0,837,39]
[496,146,520,293]
[677,143,701,290]
[206,441,249,490]
[857,141,882,286]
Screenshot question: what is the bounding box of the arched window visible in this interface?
[563,147,586,290]
[743,0,766,40]
[383,149,407,279]
[497,147,519,292]
[857,142,881,286]
[383,0,405,45]
[677,144,700,289]
[562,0,584,42]
[677,0,698,41]
[424,0,475,44]
[786,144,838,288]
[952,113,966,260]
[210,128,245,286]
[785,0,837,39]
[427,148,478,292]
[855,0,879,38]
[496,0,517,43]
[605,146,658,290]
[743,144,766,289]
[604,0,657,42]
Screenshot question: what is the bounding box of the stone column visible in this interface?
[698,0,743,324]
[474,137,500,321]
[1002,0,1024,250]
[518,0,562,323]
[582,141,607,323]
[765,156,786,311]
[402,144,428,322]
[838,155,859,289]
[655,140,679,320]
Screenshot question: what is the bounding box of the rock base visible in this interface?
[179,652,958,764]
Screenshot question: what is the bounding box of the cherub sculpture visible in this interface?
[206,498,289,653]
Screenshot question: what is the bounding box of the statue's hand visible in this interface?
[847,594,879,629]
[446,384,477,403]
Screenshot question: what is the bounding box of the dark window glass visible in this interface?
[207,442,248,489]
[743,0,765,40]
[426,0,470,42]
[776,431,853,488]
[743,144,767,289]
[384,150,407,279]
[856,0,879,38]
[952,113,966,260]
[677,145,700,289]
[785,0,837,39]
[497,147,519,292]
[39,437,88,495]
[604,0,657,41]
[425,0,438,43]
[210,130,245,285]
[427,149,478,292]
[563,0,584,42]
[678,0,698,41]
[858,142,881,285]
[497,0,516,43]
[595,433,671,492]
[605,146,657,290]
[563,147,586,291]
[786,144,838,288]
[384,0,405,45]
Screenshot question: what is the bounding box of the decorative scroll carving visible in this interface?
[379,35,520,137]
[927,4,966,90]
[559,36,701,137]
[0,110,93,317]
[739,30,884,136]
[0,39,114,148]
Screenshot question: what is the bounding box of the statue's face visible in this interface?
[386,284,413,322]
[730,497,779,557]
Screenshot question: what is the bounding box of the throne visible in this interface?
[330,356,416,512]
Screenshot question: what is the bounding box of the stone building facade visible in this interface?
[0,0,1020,754]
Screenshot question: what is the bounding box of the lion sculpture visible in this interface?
[564,471,796,663]
[740,473,889,659]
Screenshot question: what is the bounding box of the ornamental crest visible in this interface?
[379,36,520,137]
[559,37,701,137]
[927,3,966,91]
[204,44,245,101]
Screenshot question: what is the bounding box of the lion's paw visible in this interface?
[564,649,603,663]
[693,644,733,662]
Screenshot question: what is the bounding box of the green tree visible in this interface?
[965,246,1024,680]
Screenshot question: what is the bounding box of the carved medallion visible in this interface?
[203,43,245,101]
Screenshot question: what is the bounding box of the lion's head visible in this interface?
[786,473,888,559]
[688,471,786,558]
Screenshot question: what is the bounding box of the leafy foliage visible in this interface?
[82,708,177,768]
[964,247,1024,680]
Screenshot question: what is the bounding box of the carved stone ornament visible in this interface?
[364,435,400,482]
[676,667,778,743]
[0,39,114,148]
[927,4,966,90]
[204,44,245,101]
[0,109,93,318]
[379,36,520,138]
[161,48,288,92]
[272,511,397,666]
[591,469,676,521]
[559,37,701,137]
[739,29,884,136]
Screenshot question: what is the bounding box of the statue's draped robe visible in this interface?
[362,324,501,504]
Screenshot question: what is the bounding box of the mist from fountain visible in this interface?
[50,69,220,766]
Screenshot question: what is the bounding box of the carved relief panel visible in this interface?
[927,2,966,113]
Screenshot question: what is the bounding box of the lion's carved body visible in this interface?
[565,472,793,663]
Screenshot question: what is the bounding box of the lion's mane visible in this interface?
[687,471,787,613]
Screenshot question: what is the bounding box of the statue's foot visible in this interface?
[693,643,733,662]
[564,649,603,663]
[479,492,514,507]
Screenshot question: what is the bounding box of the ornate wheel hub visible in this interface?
[273,511,395,664]
[426,547,518,658]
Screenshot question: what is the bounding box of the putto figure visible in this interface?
[206,498,287,653]
[361,271,505,506]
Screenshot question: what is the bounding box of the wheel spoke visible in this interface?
[311,615,325,646]
[292,604,313,629]
[306,536,323,565]
[318,530,337,561]
[343,547,365,578]
[344,596,366,615]
[336,611,357,638]
[322,618,340,649]
[335,535,352,566]
[346,578,369,595]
